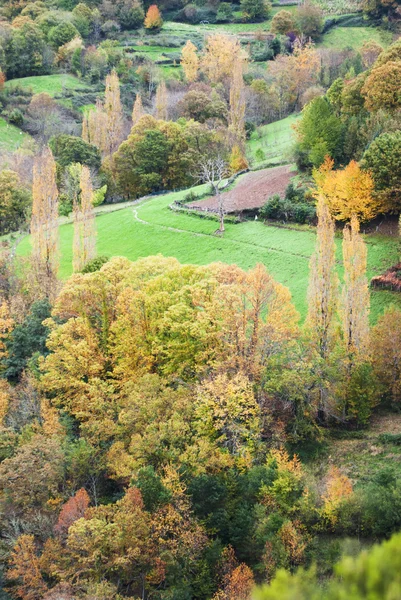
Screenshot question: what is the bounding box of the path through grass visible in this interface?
[17,184,401,321]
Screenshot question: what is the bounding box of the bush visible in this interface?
[259,186,316,224]
[378,433,401,446]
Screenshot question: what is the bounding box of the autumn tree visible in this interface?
[155,79,168,120]
[181,40,199,82]
[313,158,378,222]
[144,4,163,30]
[104,69,124,156]
[73,165,96,273]
[7,535,48,600]
[360,39,383,68]
[372,307,401,404]
[306,196,338,359]
[132,93,145,125]
[341,215,370,360]
[201,34,243,83]
[196,156,229,232]
[0,300,13,364]
[321,466,353,528]
[270,10,296,35]
[361,61,401,113]
[229,145,248,174]
[30,146,59,300]
[55,488,90,536]
[82,99,107,155]
[229,57,246,148]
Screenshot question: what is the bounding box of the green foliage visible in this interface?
[296,97,344,169]
[7,21,47,78]
[361,131,401,210]
[48,21,81,49]
[0,170,31,235]
[132,466,172,511]
[49,134,101,169]
[240,0,271,22]
[81,255,109,273]
[3,300,51,382]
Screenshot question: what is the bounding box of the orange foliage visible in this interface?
[144,4,163,30]
[321,466,353,527]
[55,488,90,536]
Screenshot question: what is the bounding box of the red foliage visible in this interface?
[55,488,90,536]
[371,263,401,292]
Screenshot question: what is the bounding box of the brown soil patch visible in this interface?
[189,164,296,213]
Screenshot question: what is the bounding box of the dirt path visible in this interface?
[189,164,296,213]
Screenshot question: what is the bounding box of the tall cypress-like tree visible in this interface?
[73,165,96,273]
[229,57,246,148]
[82,99,107,155]
[104,69,124,156]
[31,146,59,300]
[155,80,168,121]
[306,196,339,358]
[132,93,145,125]
[342,214,369,359]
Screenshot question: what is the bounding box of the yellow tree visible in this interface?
[82,99,107,154]
[73,165,96,273]
[104,69,124,156]
[306,196,339,359]
[201,34,243,83]
[132,93,145,125]
[0,300,13,363]
[342,214,370,359]
[229,57,246,149]
[31,146,59,300]
[181,40,199,82]
[155,79,168,120]
[314,158,378,222]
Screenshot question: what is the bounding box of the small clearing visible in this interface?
[189,165,296,213]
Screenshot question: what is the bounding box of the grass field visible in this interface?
[0,117,31,151]
[246,114,300,167]
[5,74,88,96]
[319,26,393,50]
[17,182,401,321]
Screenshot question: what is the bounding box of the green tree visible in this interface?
[361,130,401,210]
[0,170,31,235]
[49,134,101,169]
[48,21,81,49]
[296,97,344,168]
[3,299,51,381]
[240,0,271,22]
[8,21,47,77]
[270,10,297,35]
[295,2,323,39]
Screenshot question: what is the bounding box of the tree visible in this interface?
[360,39,383,68]
[0,170,31,235]
[341,215,370,359]
[49,134,101,170]
[8,21,46,78]
[48,21,80,49]
[73,166,96,273]
[314,158,379,222]
[3,299,51,381]
[270,10,296,35]
[361,61,401,113]
[7,535,48,600]
[295,2,323,39]
[181,40,199,82]
[201,34,243,83]
[295,97,343,168]
[155,79,167,120]
[131,93,145,125]
[229,57,246,148]
[361,131,401,212]
[55,488,91,536]
[144,4,163,31]
[372,307,401,404]
[240,0,271,22]
[306,196,338,359]
[0,300,13,364]
[104,69,124,156]
[196,156,229,232]
[30,146,59,300]
[82,99,107,154]
[229,145,248,174]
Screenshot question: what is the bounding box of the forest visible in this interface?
[1,0,401,597]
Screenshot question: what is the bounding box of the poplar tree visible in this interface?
[229,57,246,148]
[82,99,107,155]
[155,80,168,120]
[73,165,96,272]
[306,196,338,359]
[181,40,199,82]
[342,214,369,359]
[31,147,59,300]
[132,93,145,125]
[104,69,124,156]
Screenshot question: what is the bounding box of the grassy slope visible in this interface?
[0,117,31,151]
[4,74,87,96]
[16,184,401,321]
[246,114,300,167]
[319,26,393,50]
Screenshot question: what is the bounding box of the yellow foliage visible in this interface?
[181,40,199,82]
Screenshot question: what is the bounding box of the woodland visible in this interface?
[1,0,401,598]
